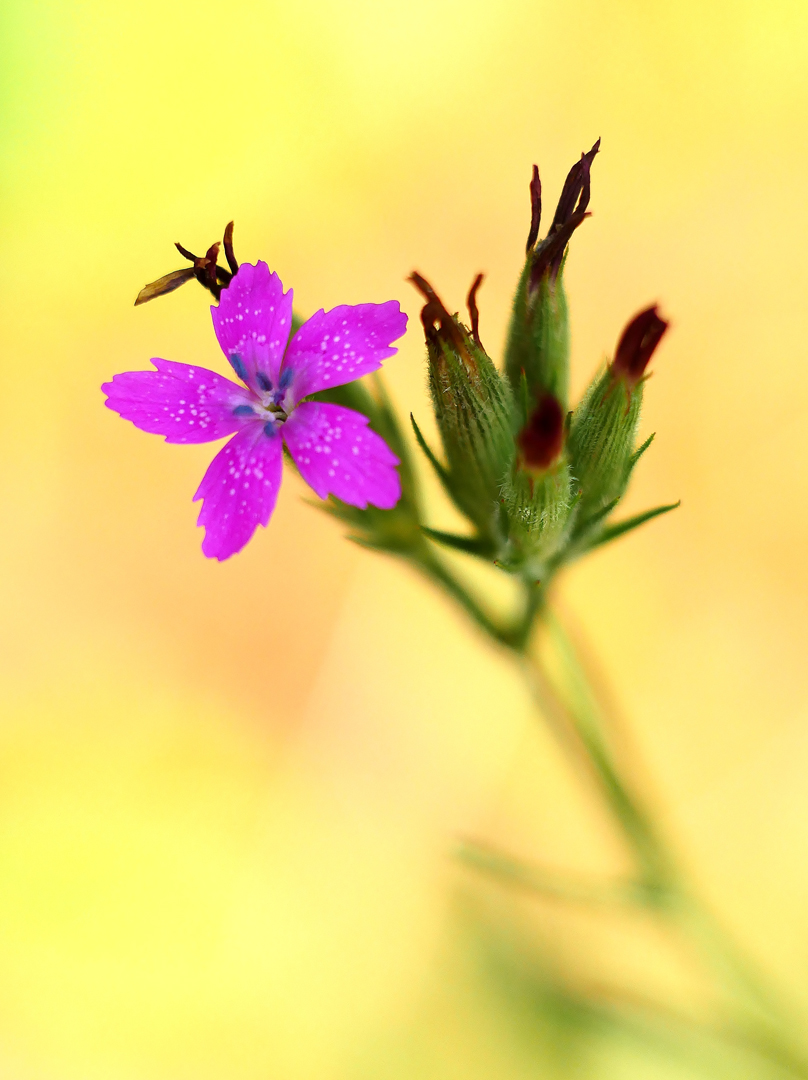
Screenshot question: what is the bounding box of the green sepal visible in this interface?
[569,495,620,544]
[504,257,571,410]
[498,457,574,576]
[627,432,655,474]
[586,501,681,552]
[425,319,516,541]
[306,374,425,556]
[568,367,643,523]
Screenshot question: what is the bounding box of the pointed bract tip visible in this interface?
[612,304,670,385]
[518,393,565,471]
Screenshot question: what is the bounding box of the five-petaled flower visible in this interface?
[103,262,408,560]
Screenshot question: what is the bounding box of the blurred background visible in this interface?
[1,1,808,1076]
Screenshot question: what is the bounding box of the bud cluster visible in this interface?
[409,141,677,584]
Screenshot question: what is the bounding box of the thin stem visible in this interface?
[519,645,673,890]
[413,546,541,650]
[457,837,645,907]
[414,548,512,644]
[410,548,807,1069]
[540,610,796,1023]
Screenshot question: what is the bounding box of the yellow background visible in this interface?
[1,1,807,1076]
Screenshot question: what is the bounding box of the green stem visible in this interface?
[456,838,643,907]
[414,548,512,644]
[409,545,807,1070]
[413,546,542,650]
[542,611,795,1022]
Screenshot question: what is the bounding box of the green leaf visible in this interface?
[570,495,620,542]
[588,501,681,551]
[421,526,492,557]
[410,413,452,488]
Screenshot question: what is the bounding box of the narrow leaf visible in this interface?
[589,501,681,551]
[421,526,491,557]
[571,495,620,541]
[410,413,450,488]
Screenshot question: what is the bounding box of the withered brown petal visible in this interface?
[466,273,484,347]
[550,138,600,233]
[518,393,565,470]
[526,164,542,253]
[175,242,199,263]
[529,209,590,292]
[134,267,196,306]
[203,241,221,289]
[223,221,238,275]
[408,271,467,353]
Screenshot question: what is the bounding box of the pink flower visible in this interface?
[103,262,408,560]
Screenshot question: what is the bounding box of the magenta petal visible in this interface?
[283,301,407,403]
[283,402,401,509]
[211,261,293,392]
[102,359,255,443]
[193,422,284,560]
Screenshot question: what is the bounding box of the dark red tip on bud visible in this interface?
[518,393,565,471]
[612,304,669,385]
[526,165,542,253]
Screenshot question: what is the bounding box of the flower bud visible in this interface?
[498,393,573,575]
[410,272,516,541]
[505,141,600,412]
[569,305,669,525]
